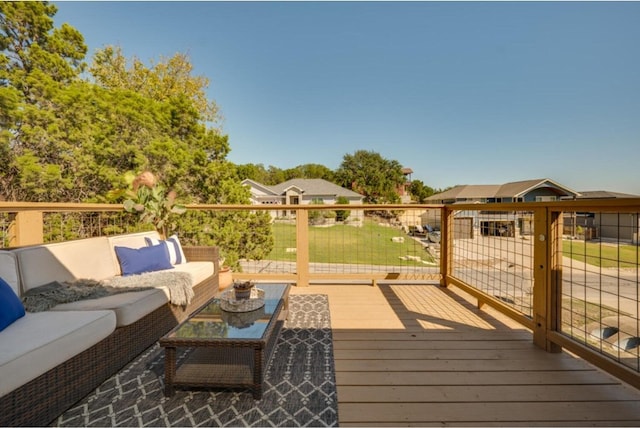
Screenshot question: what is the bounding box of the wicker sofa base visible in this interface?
[0,246,219,427]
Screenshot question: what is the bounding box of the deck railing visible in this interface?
[443,199,640,389]
[1,199,639,388]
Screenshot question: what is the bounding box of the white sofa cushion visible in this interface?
[51,289,169,327]
[13,237,117,292]
[54,262,214,326]
[0,251,20,295]
[144,234,187,265]
[0,310,116,398]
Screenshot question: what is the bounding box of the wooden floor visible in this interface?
[290,283,640,427]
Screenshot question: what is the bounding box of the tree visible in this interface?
[334,196,350,222]
[88,47,271,265]
[90,46,218,122]
[409,180,435,203]
[284,163,335,182]
[0,2,86,83]
[0,3,273,269]
[87,45,231,201]
[235,163,271,183]
[335,150,406,204]
[237,162,336,185]
[266,165,286,185]
[0,1,88,201]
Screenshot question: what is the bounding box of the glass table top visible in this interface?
[165,283,288,341]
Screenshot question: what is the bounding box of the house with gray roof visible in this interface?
[425,179,639,241]
[426,178,580,204]
[242,178,364,222]
[573,190,640,242]
[423,179,580,238]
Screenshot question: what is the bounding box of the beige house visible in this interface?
[242,178,364,222]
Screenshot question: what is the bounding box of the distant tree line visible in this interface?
[237,150,443,204]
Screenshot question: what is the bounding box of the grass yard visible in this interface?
[268,218,435,267]
[563,240,640,268]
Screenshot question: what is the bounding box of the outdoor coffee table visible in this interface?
[159,283,290,399]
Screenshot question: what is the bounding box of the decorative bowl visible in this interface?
[219,287,265,312]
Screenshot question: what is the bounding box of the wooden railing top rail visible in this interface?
[2,199,638,214]
[186,203,446,211]
[0,202,445,213]
[446,198,640,212]
[0,202,124,212]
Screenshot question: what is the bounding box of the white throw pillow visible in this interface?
[144,234,187,265]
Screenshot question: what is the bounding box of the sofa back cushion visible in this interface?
[0,251,20,295]
[13,237,117,292]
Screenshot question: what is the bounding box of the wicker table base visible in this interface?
[159,284,290,399]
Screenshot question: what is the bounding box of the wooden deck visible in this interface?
[290,283,640,426]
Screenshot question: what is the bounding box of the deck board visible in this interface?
[290,282,640,426]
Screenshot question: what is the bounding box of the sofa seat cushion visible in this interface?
[172,261,215,288]
[0,310,116,398]
[129,262,214,304]
[51,289,169,327]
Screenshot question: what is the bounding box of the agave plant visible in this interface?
[109,171,186,238]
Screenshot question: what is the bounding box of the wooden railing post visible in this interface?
[532,207,562,352]
[10,211,44,246]
[296,209,310,287]
[440,206,452,288]
[548,209,563,353]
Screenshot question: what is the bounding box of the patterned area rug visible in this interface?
[54,294,338,427]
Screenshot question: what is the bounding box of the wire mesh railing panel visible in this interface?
[451,209,534,317]
[307,208,440,278]
[42,212,149,243]
[241,209,297,275]
[0,213,15,248]
[560,210,640,371]
[234,207,442,279]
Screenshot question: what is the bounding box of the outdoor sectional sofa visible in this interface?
[0,231,219,427]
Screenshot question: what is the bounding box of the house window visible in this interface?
[535,196,557,202]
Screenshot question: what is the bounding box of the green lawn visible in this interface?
[268,218,435,267]
[563,240,639,268]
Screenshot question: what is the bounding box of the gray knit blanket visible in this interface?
[22,270,194,312]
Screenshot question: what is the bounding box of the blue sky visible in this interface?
[54,1,640,194]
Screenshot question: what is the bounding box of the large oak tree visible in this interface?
[335,150,405,204]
